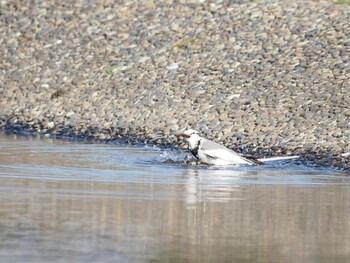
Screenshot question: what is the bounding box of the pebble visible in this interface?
[0,0,349,170]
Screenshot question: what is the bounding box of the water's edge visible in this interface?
[1,127,349,172]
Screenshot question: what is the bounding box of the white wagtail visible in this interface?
[178,129,299,166]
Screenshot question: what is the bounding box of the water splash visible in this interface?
[157,150,186,164]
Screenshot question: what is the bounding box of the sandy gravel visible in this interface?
[0,0,349,169]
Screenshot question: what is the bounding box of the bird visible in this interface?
[177,129,299,166]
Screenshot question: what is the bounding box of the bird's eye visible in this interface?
[185,135,191,138]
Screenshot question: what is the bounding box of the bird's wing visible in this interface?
[200,139,257,165]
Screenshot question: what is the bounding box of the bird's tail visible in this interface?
[258,156,300,163]
[342,153,350,157]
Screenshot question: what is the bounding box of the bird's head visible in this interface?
[177,129,201,149]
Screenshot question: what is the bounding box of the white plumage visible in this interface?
[178,129,299,166]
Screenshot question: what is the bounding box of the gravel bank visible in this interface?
[0,0,349,170]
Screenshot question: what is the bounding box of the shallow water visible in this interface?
[0,132,350,263]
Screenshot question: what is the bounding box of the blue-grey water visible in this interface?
[0,132,350,263]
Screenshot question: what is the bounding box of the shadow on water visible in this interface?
[0,132,350,263]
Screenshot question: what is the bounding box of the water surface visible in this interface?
[0,132,350,263]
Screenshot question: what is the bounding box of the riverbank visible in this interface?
[0,0,349,170]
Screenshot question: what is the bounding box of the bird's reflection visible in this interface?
[183,167,251,208]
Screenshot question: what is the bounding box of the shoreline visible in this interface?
[1,0,349,170]
[1,121,349,171]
